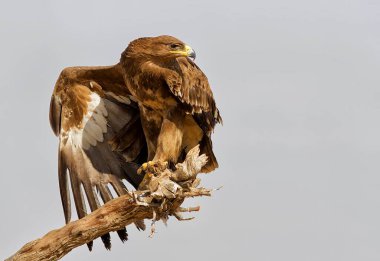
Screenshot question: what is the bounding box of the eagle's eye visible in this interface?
[169,43,182,50]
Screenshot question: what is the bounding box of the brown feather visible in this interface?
[50,65,146,250]
[120,35,221,172]
[50,36,222,250]
[49,95,62,136]
[58,148,70,223]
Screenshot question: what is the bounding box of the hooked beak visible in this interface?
[170,44,196,60]
[185,45,196,60]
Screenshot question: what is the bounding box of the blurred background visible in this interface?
[1,0,380,260]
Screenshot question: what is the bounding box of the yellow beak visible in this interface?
[170,45,196,59]
[185,45,196,59]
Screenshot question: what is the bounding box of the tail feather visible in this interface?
[199,136,218,173]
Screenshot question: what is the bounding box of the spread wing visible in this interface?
[167,57,222,133]
[49,65,147,249]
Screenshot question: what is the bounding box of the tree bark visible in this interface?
[6,145,213,261]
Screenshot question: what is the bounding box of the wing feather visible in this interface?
[166,57,222,133]
[58,148,71,223]
[164,57,221,172]
[50,65,146,249]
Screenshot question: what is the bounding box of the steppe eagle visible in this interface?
[49,35,222,250]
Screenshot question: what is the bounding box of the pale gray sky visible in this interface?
[1,0,380,260]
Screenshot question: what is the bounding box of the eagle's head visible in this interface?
[122,35,196,61]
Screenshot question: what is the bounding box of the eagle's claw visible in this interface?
[137,161,168,175]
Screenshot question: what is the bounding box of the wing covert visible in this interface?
[166,57,222,133]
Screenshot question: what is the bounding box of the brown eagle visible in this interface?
[49,35,222,250]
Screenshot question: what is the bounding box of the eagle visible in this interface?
[49,35,222,250]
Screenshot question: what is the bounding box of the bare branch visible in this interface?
[6,145,215,261]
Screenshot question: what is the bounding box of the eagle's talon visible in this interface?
[142,162,148,170]
[137,160,168,175]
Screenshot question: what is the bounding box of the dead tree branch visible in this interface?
[6,145,213,261]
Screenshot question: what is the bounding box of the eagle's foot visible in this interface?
[137,160,168,175]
